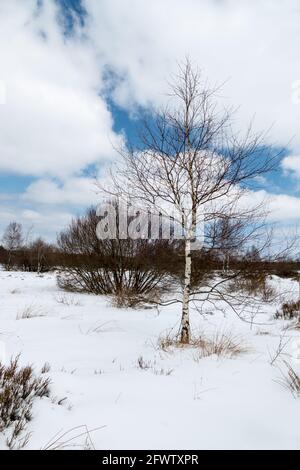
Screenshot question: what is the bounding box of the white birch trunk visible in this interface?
[180,236,192,344]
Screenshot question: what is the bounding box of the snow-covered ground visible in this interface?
[1,270,300,450]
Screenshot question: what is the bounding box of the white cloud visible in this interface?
[281,155,300,178]
[84,0,300,150]
[240,189,300,222]
[12,0,300,172]
[22,177,99,205]
[20,207,73,241]
[0,0,122,178]
[269,193,300,221]
[0,201,73,242]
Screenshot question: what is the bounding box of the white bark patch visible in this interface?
[181,237,192,343]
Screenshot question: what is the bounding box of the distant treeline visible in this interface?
[1,211,300,288]
[0,235,299,280]
[0,241,60,273]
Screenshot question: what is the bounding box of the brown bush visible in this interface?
[0,356,50,449]
[57,207,175,305]
[231,271,275,301]
[275,300,300,320]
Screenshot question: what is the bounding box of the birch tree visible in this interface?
[2,221,23,270]
[2,221,23,251]
[101,60,278,344]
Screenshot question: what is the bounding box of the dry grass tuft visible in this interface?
[10,288,21,294]
[54,294,82,307]
[16,304,47,320]
[137,356,152,370]
[42,425,105,450]
[158,330,248,359]
[136,356,173,376]
[278,361,300,397]
[110,290,141,309]
[41,362,51,374]
[110,288,163,309]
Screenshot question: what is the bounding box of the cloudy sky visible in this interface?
[0,0,300,241]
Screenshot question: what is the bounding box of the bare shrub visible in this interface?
[231,271,275,302]
[57,207,172,306]
[0,356,51,449]
[268,332,291,366]
[275,300,300,320]
[158,330,248,359]
[16,304,47,320]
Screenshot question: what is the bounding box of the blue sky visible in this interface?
[0,0,300,242]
